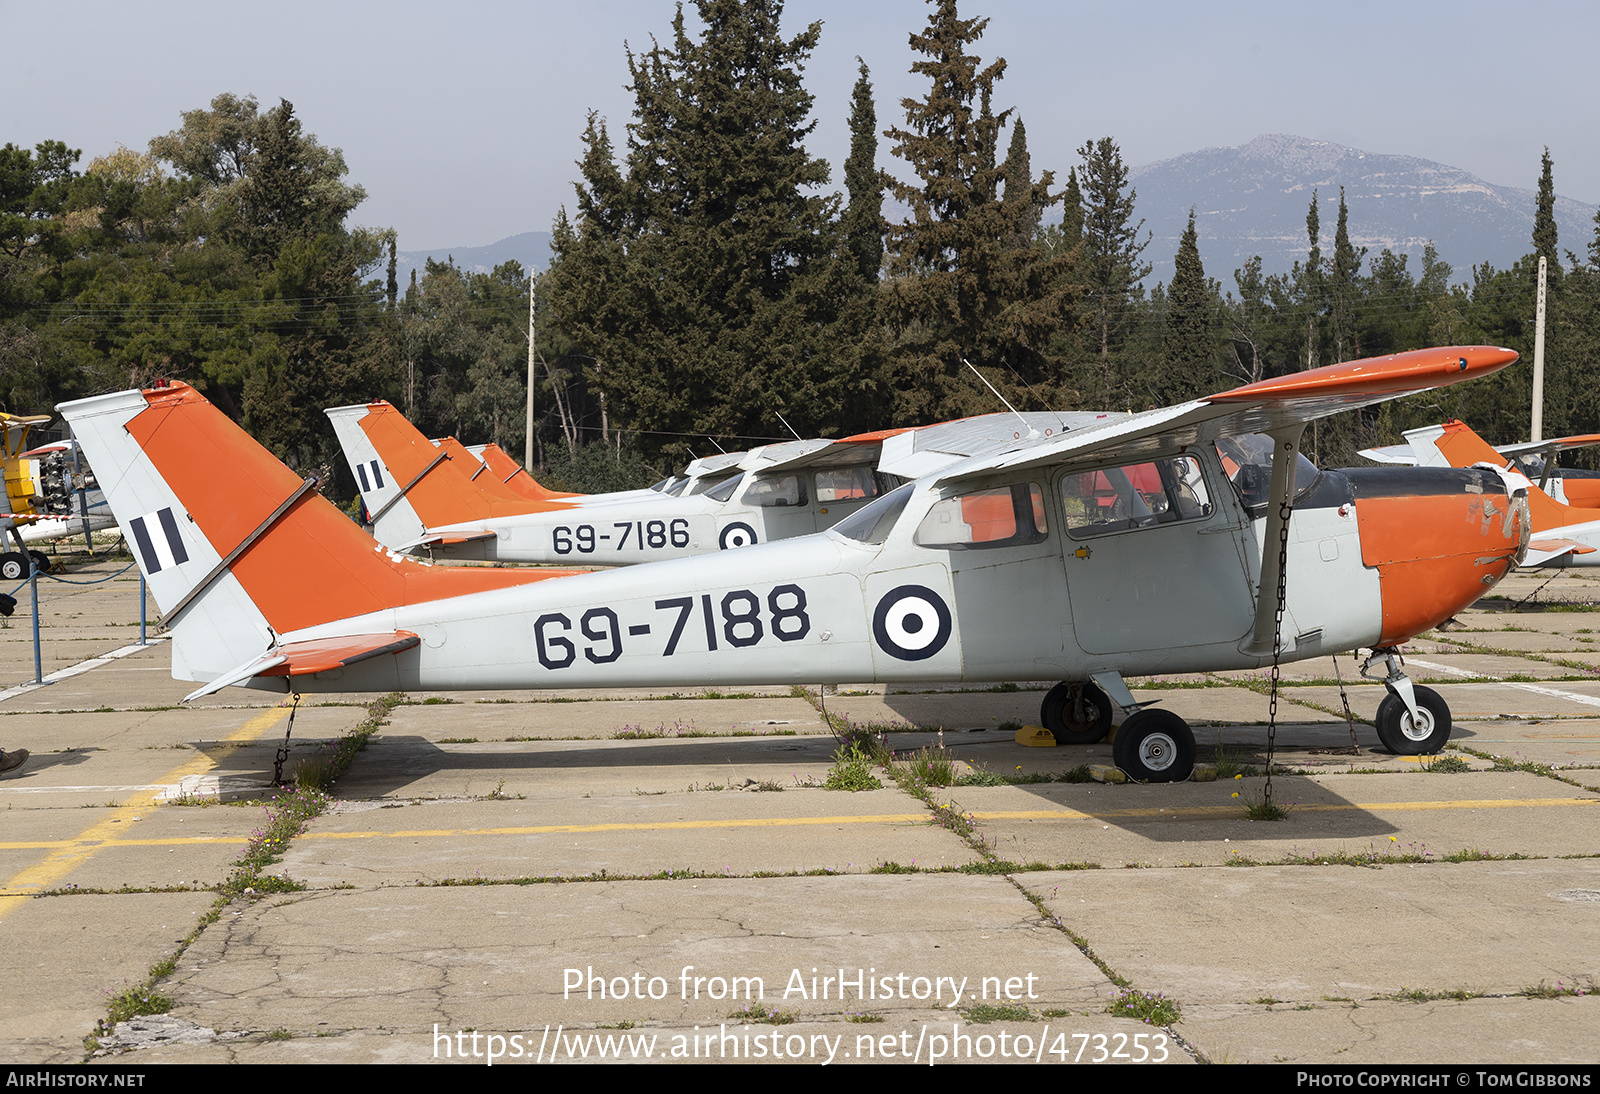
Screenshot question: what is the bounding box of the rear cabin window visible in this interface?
[1061,456,1211,539]
[914,483,1048,550]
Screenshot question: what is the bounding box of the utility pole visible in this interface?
[1531,255,1547,442]
[525,270,537,470]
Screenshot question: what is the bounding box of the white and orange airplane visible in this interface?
[326,400,1124,566]
[61,346,1527,779]
[1364,425,1600,509]
[1363,419,1600,568]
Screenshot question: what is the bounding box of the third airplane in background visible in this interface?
[1363,419,1600,568]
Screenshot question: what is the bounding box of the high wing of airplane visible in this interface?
[1362,419,1600,568]
[62,346,1526,780]
[329,399,1132,566]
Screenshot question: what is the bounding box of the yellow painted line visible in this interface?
[11,796,1592,849]
[304,814,933,839]
[0,706,290,912]
[972,797,1600,821]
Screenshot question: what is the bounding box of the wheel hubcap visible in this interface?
[1138,732,1177,771]
[1401,708,1435,742]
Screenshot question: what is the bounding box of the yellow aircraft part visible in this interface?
[2,412,51,520]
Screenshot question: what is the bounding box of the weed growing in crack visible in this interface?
[1107,988,1180,1024]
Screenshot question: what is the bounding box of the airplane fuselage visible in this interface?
[242,447,1524,695]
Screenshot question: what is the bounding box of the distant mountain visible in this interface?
[1128,134,1597,289]
[382,231,554,287]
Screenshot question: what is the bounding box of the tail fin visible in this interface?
[326,401,573,549]
[1410,420,1587,533]
[473,442,581,502]
[62,383,570,686]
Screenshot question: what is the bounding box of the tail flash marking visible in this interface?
[129,508,189,573]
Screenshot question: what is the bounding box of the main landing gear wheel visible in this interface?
[1112,709,1196,782]
[28,550,48,575]
[0,553,26,581]
[1374,685,1451,755]
[1040,681,1113,744]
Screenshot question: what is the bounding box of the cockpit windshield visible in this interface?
[1214,434,1322,513]
[831,482,914,545]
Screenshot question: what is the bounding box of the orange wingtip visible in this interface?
[1209,346,1518,403]
[256,632,422,677]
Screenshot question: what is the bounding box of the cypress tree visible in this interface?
[1003,117,1038,249]
[1161,209,1216,402]
[1533,146,1559,271]
[1299,189,1322,371]
[1077,136,1149,403]
[1328,186,1365,362]
[842,59,883,283]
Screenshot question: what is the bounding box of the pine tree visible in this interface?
[881,0,1073,423]
[1160,209,1216,402]
[1077,136,1150,403]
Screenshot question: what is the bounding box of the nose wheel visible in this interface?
[1374,685,1451,754]
[1361,648,1453,754]
[1111,708,1196,782]
[1040,681,1113,743]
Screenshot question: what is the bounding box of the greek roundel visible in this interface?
[719,522,758,550]
[872,585,952,661]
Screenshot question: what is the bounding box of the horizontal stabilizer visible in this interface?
[183,631,421,702]
[1525,539,1600,566]
[400,530,499,550]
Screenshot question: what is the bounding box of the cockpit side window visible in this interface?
[815,466,879,503]
[1061,456,1211,539]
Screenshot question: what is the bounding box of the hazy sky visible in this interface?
[6,0,1598,251]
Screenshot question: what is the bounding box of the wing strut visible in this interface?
[1243,423,1306,655]
[368,449,450,524]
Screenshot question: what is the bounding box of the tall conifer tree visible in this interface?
[1534,146,1559,272]
[881,0,1073,422]
[1077,136,1149,403]
[545,0,875,458]
[1161,209,1216,402]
